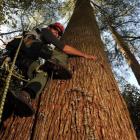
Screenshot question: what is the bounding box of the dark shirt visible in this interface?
[40,28,65,51]
[5,28,65,75]
[6,28,65,58]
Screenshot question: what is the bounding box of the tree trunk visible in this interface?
[108,24,140,85]
[32,0,136,139]
[0,0,137,139]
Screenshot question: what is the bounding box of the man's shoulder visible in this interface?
[41,28,51,34]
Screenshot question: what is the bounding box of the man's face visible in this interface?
[49,27,60,38]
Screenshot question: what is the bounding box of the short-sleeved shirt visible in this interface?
[40,28,65,51]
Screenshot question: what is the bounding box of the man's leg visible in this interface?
[13,61,48,116]
[24,61,48,99]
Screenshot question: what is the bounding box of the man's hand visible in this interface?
[83,54,97,61]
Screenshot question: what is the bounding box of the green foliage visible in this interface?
[0,0,5,23]
[0,0,75,42]
[58,0,75,23]
[0,0,73,29]
[122,84,140,138]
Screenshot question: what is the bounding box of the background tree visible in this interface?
[108,24,140,85]
[122,84,140,138]
[92,0,140,86]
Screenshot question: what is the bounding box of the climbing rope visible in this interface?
[0,37,24,123]
[0,57,29,82]
[9,69,29,82]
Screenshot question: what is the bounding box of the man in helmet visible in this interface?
[42,22,96,59]
[6,22,96,116]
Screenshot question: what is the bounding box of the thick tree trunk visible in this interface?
[0,0,137,139]
[32,0,136,139]
[109,24,140,85]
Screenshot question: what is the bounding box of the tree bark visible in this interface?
[108,24,140,85]
[0,0,137,139]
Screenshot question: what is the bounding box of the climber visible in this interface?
[6,22,97,116]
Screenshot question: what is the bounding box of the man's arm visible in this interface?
[63,45,97,60]
[41,28,96,60]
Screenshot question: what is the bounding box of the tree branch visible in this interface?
[115,20,139,28]
[0,30,22,36]
[0,38,6,45]
[122,35,140,41]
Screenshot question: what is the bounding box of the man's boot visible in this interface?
[12,90,35,117]
[42,59,72,80]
